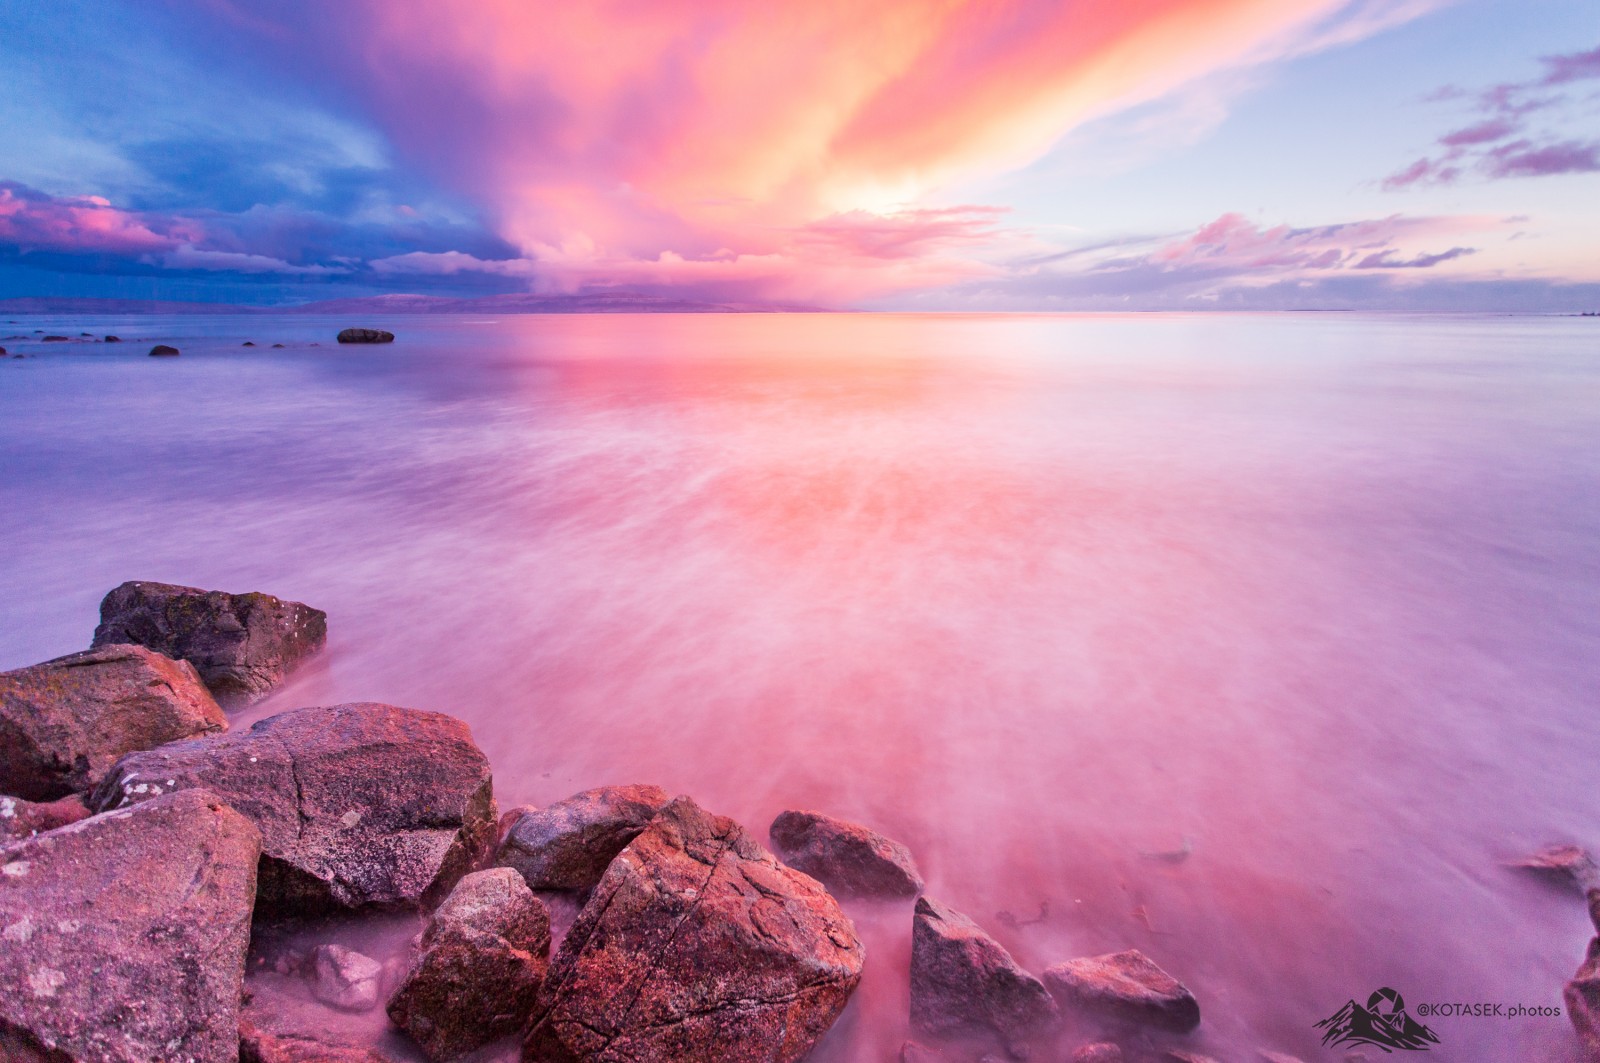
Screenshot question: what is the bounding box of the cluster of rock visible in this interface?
[2,580,1217,1063]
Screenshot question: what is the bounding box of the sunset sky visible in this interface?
[1,0,1595,310]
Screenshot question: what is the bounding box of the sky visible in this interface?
[0,0,1596,311]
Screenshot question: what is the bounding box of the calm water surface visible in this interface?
[3,313,1598,1060]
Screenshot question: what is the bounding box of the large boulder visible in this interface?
[1043,949,1200,1033]
[495,783,669,892]
[0,789,261,1063]
[910,895,1058,1050]
[769,809,924,898]
[93,580,328,708]
[91,703,496,913]
[336,328,395,344]
[0,793,91,844]
[0,644,226,800]
[389,867,552,1061]
[524,796,864,1062]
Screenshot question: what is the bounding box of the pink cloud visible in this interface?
[1540,45,1600,85]
[1437,117,1519,147]
[1141,212,1491,279]
[1483,139,1600,179]
[0,183,197,255]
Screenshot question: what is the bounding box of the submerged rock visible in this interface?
[525,795,864,1062]
[910,895,1057,1049]
[93,579,328,707]
[148,344,179,356]
[1511,844,1600,892]
[1044,949,1200,1033]
[495,783,669,892]
[240,1019,399,1063]
[0,793,91,844]
[389,867,552,1060]
[770,808,923,898]
[309,943,383,1012]
[92,702,496,913]
[0,643,225,800]
[336,328,395,344]
[0,789,261,1063]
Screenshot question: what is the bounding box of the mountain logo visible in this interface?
[1315,987,1441,1052]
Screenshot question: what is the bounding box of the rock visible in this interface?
[1566,936,1600,1060]
[0,643,226,800]
[309,943,383,1012]
[525,795,864,1062]
[910,895,1058,1048]
[1510,844,1600,892]
[103,335,120,342]
[0,346,6,356]
[243,341,256,346]
[92,702,496,913]
[0,793,91,844]
[0,789,261,1062]
[496,783,669,892]
[1072,1045,1124,1063]
[337,328,395,344]
[389,867,552,1060]
[43,335,68,341]
[271,343,286,348]
[240,1018,398,1062]
[1043,949,1200,1033]
[1588,888,1600,933]
[148,344,179,356]
[498,803,536,841]
[93,579,328,707]
[770,808,923,898]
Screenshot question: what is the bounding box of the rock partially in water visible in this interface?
[337,328,395,344]
[309,943,382,1012]
[1043,949,1200,1033]
[240,1019,399,1063]
[389,867,551,1061]
[92,702,496,913]
[93,579,328,707]
[42,335,68,342]
[148,344,179,356]
[0,643,225,800]
[769,808,923,898]
[525,795,864,1062]
[0,789,261,1063]
[243,341,256,347]
[103,335,120,343]
[495,783,669,892]
[0,793,91,844]
[1511,844,1600,892]
[1566,935,1600,1061]
[910,895,1057,1051]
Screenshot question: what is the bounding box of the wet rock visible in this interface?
[243,341,256,346]
[93,579,328,707]
[1510,844,1600,892]
[389,867,552,1060]
[495,783,669,892]
[92,702,496,913]
[1043,949,1200,1033]
[910,895,1058,1048]
[1072,1044,1124,1063]
[148,344,179,356]
[769,808,923,898]
[0,643,225,800]
[0,789,261,1062]
[271,343,286,348]
[43,335,68,341]
[525,795,864,1062]
[1566,936,1600,1060]
[0,793,91,844]
[240,1019,399,1062]
[0,346,6,356]
[337,328,395,344]
[103,335,120,342]
[309,943,382,1012]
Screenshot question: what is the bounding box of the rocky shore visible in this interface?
[1,581,1595,1062]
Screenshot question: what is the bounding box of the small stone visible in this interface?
[148,344,179,356]
[770,808,923,898]
[336,328,395,344]
[309,943,382,1012]
[1043,949,1200,1033]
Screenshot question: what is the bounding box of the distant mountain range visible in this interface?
[0,291,830,315]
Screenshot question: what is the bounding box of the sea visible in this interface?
[2,311,1598,1061]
